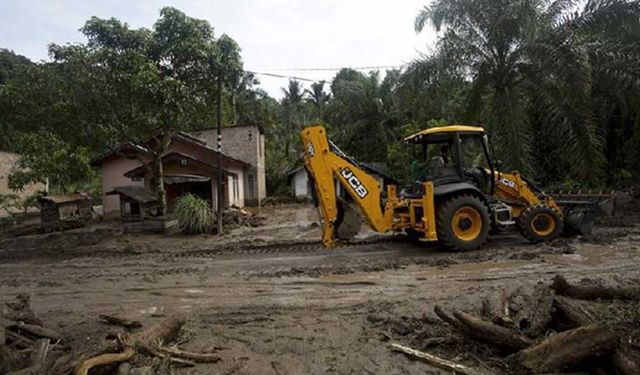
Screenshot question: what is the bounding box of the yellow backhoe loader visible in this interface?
[301,125,602,251]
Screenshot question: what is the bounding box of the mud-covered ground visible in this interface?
[1,203,640,374]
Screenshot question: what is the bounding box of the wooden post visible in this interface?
[216,65,223,235]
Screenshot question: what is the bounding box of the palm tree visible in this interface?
[280,80,306,156]
[230,72,260,125]
[328,71,397,161]
[415,0,640,183]
[305,81,331,117]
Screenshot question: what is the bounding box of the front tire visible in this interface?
[436,195,490,251]
[517,205,563,243]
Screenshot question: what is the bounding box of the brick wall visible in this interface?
[190,125,266,204]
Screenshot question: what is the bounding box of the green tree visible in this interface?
[327,69,399,162]
[37,7,242,212]
[415,0,640,184]
[8,131,93,193]
[305,81,330,118]
[280,80,309,157]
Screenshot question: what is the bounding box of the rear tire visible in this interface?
[436,195,490,251]
[517,205,563,243]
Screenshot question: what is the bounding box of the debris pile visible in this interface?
[221,206,266,228]
[382,275,640,374]
[261,196,311,206]
[1,295,63,374]
[1,296,219,375]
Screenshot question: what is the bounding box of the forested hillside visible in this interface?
[1,0,639,196]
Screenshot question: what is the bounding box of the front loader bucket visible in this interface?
[549,190,617,236]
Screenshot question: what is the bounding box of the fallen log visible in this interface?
[74,315,185,375]
[5,330,34,348]
[390,342,491,375]
[613,348,640,375]
[433,305,462,328]
[1,317,63,341]
[553,296,595,328]
[512,283,555,336]
[510,323,620,373]
[551,275,640,300]
[452,310,533,350]
[74,348,137,375]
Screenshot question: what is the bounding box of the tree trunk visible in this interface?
[151,134,171,215]
[613,348,640,375]
[551,275,640,300]
[433,306,532,351]
[451,310,533,350]
[153,153,167,215]
[510,323,620,373]
[553,296,596,329]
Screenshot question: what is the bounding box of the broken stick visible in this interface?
[153,344,220,363]
[390,342,490,375]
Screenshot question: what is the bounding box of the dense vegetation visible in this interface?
[1,1,639,203]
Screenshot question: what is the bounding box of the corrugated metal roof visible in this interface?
[107,186,158,203]
[40,193,90,204]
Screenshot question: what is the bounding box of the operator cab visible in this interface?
[404,125,495,194]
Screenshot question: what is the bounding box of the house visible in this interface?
[0,151,47,217]
[189,124,265,205]
[93,129,254,216]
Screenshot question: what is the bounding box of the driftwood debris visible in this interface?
[74,314,185,375]
[613,348,640,375]
[510,322,621,372]
[433,305,532,350]
[553,296,596,328]
[400,276,640,374]
[551,275,640,300]
[1,296,64,374]
[74,314,221,375]
[8,338,50,375]
[391,342,490,375]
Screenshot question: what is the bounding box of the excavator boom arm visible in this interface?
[301,126,390,247]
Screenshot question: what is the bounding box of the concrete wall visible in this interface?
[0,151,47,217]
[291,169,310,198]
[191,125,266,204]
[101,156,146,214]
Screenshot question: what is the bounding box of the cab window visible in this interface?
[459,135,489,169]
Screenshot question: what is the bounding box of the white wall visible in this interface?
[292,170,310,198]
[101,157,145,214]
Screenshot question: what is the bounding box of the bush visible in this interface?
[174,194,213,234]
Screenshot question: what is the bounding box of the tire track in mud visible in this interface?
[2,227,638,285]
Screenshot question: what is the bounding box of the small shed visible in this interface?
[107,186,175,234]
[287,166,311,198]
[39,193,92,231]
